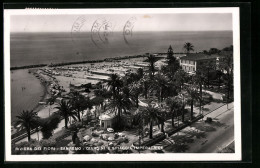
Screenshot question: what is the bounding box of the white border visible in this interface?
[4,8,241,161]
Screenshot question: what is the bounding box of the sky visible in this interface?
[10,13,232,32]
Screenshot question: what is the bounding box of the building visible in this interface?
[179,53,224,74]
[99,113,116,129]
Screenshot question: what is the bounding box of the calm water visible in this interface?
[10,31,233,67]
[11,70,44,123]
[10,31,232,123]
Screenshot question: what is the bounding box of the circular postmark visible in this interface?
[123,17,137,45]
[71,16,87,42]
[91,18,113,48]
[70,16,87,58]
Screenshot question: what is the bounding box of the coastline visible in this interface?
[31,71,50,114]
[10,53,173,70]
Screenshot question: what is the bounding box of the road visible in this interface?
[188,103,234,153]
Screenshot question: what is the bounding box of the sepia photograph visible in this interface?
[4,8,241,161]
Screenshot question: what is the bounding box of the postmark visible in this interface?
[91,18,113,48]
[71,16,87,42]
[123,17,137,45]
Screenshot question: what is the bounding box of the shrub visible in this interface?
[39,113,61,139]
[205,117,213,123]
[40,138,56,147]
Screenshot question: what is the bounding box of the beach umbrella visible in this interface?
[108,137,114,141]
[90,138,98,143]
[118,137,124,143]
[83,135,91,141]
[101,134,109,140]
[96,141,104,146]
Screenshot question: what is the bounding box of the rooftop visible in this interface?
[180,53,224,61]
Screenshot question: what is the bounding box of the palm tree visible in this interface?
[94,88,112,100]
[153,72,169,103]
[142,104,161,139]
[173,69,188,92]
[178,93,187,122]
[15,110,39,141]
[91,96,105,118]
[107,73,123,97]
[185,83,200,120]
[166,97,182,127]
[55,100,76,129]
[147,54,156,77]
[183,42,194,54]
[47,95,57,116]
[193,70,205,114]
[107,92,132,128]
[129,82,142,107]
[141,78,150,99]
[157,111,167,133]
[70,91,87,121]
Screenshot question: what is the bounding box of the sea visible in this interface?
[11,69,45,124]
[10,31,233,123]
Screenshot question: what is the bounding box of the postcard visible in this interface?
[4,7,241,161]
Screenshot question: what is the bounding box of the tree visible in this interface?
[163,45,181,79]
[147,54,156,77]
[193,69,205,114]
[185,82,200,120]
[47,95,57,117]
[183,42,194,53]
[166,45,174,64]
[222,45,233,51]
[173,69,188,92]
[39,113,61,139]
[166,97,182,127]
[70,91,87,121]
[15,110,39,141]
[197,60,215,88]
[55,100,76,129]
[129,82,143,107]
[178,93,187,122]
[152,72,169,103]
[137,68,144,79]
[158,111,167,133]
[107,92,133,129]
[142,104,161,139]
[216,70,224,90]
[208,48,221,55]
[94,88,112,99]
[219,52,233,102]
[107,73,123,97]
[141,77,150,99]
